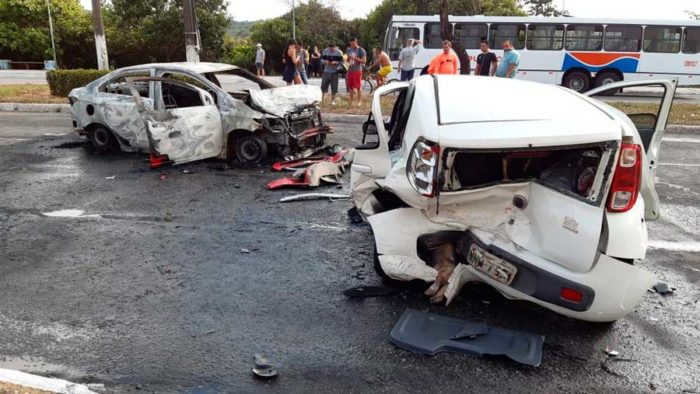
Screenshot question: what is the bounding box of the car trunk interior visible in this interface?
[441,142,616,202]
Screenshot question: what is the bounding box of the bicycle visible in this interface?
[361,71,399,95]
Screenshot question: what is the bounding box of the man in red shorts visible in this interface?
[346,38,367,107]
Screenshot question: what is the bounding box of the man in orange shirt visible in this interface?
[427,40,459,75]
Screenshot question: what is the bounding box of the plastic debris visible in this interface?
[241,248,251,254]
[159,173,167,181]
[343,286,398,298]
[280,193,349,202]
[105,175,115,180]
[652,282,675,295]
[605,348,620,357]
[252,354,277,379]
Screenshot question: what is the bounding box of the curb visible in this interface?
[0,368,97,394]
[0,103,70,113]
[667,124,700,135]
[323,113,365,123]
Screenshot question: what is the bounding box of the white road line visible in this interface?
[663,137,700,143]
[648,240,700,253]
[658,162,700,167]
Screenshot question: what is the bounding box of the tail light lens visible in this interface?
[607,142,641,212]
[149,152,170,169]
[407,139,439,197]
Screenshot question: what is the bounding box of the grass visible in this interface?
[0,84,67,104]
[0,381,53,394]
[1,83,698,125]
[608,102,700,126]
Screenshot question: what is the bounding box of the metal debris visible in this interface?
[343,286,397,298]
[652,282,675,295]
[252,353,277,379]
[279,193,350,203]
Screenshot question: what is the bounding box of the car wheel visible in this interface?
[563,71,591,93]
[235,134,268,163]
[89,125,116,152]
[593,71,622,95]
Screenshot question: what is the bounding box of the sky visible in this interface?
[79,0,699,22]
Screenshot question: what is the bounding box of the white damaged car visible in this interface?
[351,75,676,322]
[69,62,331,166]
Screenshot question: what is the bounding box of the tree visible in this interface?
[524,0,568,16]
[439,0,470,74]
[687,10,700,20]
[0,0,94,68]
[104,0,229,67]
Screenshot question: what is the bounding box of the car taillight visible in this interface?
[149,152,170,169]
[407,139,439,197]
[606,142,641,212]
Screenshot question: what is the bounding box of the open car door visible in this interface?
[350,82,410,214]
[126,77,224,167]
[585,78,677,220]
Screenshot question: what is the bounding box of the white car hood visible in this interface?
[249,84,322,118]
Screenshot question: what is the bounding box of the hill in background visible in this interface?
[228,20,257,38]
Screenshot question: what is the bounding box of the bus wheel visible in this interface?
[563,71,590,93]
[593,71,622,95]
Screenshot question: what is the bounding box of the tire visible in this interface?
[362,77,374,94]
[89,125,116,152]
[562,70,591,93]
[593,71,622,95]
[235,134,268,164]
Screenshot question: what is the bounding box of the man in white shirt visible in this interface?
[398,39,420,81]
[255,43,266,77]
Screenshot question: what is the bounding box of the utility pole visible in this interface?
[46,0,57,67]
[292,0,296,40]
[183,0,200,63]
[91,0,109,70]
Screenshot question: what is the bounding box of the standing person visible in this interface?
[427,40,459,75]
[282,39,301,85]
[296,40,309,84]
[398,39,417,81]
[346,38,367,107]
[475,40,498,77]
[310,46,321,78]
[369,47,392,87]
[321,43,343,105]
[255,43,266,77]
[495,40,520,79]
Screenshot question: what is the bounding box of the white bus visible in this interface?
[384,15,700,92]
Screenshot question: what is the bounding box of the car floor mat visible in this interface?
[389,308,544,367]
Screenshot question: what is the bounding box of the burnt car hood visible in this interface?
[249,84,322,118]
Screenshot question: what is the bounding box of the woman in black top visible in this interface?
[282,39,301,85]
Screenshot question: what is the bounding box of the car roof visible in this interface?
[433,75,614,126]
[118,62,238,74]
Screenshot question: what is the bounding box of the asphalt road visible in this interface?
[0,112,698,393]
[2,69,700,104]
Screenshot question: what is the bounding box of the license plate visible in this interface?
[466,244,518,285]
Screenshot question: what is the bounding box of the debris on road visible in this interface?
[252,354,277,379]
[279,193,349,202]
[389,309,544,367]
[267,149,353,190]
[347,207,364,224]
[159,173,167,181]
[343,286,397,298]
[601,355,637,378]
[652,282,675,295]
[241,248,251,254]
[105,175,115,180]
[605,348,620,357]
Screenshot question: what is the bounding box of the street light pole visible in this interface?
[183,0,200,62]
[91,0,109,70]
[46,0,57,67]
[292,0,296,40]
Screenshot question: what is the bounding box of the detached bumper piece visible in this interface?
[390,309,544,367]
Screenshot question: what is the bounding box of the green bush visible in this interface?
[46,69,110,97]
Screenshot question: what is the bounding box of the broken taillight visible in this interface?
[149,152,170,169]
[606,142,642,213]
[407,139,439,197]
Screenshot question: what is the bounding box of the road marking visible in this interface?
[658,162,700,167]
[663,137,700,143]
[0,137,29,146]
[41,209,100,218]
[649,240,700,252]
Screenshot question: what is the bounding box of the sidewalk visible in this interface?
[0,368,97,394]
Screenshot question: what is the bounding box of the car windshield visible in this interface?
[205,69,274,94]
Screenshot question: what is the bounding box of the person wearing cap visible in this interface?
[427,40,459,75]
[255,43,266,77]
[321,43,343,105]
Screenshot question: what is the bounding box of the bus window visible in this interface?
[424,23,443,49]
[489,24,526,49]
[454,23,488,49]
[644,26,682,53]
[527,24,564,50]
[565,25,603,51]
[682,27,700,54]
[604,25,642,52]
[388,27,420,61]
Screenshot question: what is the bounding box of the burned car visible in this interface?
[351,75,677,322]
[69,62,331,165]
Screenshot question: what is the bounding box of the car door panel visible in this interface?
[586,78,677,220]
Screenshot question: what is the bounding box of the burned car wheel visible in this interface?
[89,125,116,152]
[235,134,268,163]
